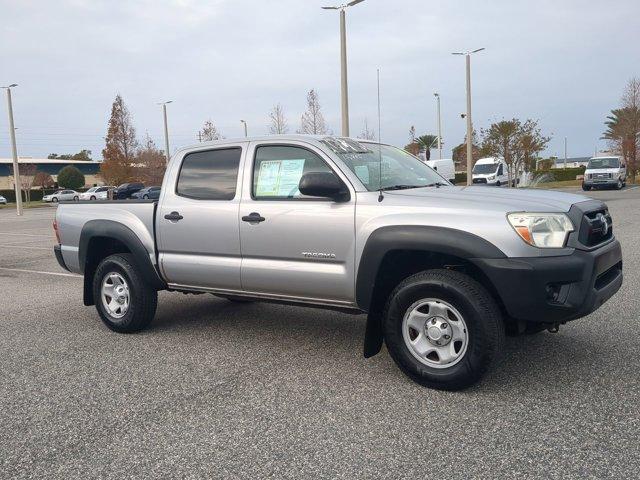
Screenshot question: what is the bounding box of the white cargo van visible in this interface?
[472,157,510,186]
[425,158,455,183]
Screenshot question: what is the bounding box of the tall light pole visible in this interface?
[158,101,172,163]
[452,48,485,185]
[240,120,248,137]
[434,92,442,160]
[2,84,22,215]
[322,0,365,137]
[564,136,568,169]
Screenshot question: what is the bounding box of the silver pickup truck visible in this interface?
[53,135,623,390]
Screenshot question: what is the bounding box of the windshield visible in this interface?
[472,163,498,174]
[587,157,620,169]
[320,138,447,191]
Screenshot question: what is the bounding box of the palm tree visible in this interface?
[415,134,439,160]
[602,107,640,181]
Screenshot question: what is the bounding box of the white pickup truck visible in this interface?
[53,135,622,390]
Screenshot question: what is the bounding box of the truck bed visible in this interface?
[55,200,158,274]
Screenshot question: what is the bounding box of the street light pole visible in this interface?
[3,84,22,215]
[453,48,484,186]
[240,120,248,137]
[158,101,172,163]
[434,92,442,160]
[564,136,568,169]
[322,0,365,138]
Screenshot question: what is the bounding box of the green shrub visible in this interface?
[57,166,85,189]
[454,173,467,185]
[533,167,585,182]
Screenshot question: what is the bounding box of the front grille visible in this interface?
[579,209,613,247]
[472,178,487,184]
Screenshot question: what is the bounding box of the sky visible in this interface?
[0,0,638,161]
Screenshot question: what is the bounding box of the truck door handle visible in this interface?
[242,212,265,223]
[164,211,183,222]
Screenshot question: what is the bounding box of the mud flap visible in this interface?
[363,310,384,358]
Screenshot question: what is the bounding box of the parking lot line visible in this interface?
[2,245,52,251]
[0,232,52,237]
[0,266,81,278]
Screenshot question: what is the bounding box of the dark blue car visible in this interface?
[131,186,161,200]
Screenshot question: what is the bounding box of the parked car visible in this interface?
[472,157,510,186]
[424,158,455,183]
[131,186,161,200]
[0,194,6,205]
[79,186,114,201]
[113,183,144,200]
[53,135,622,391]
[43,190,79,202]
[582,156,626,191]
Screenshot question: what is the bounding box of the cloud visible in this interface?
[0,0,637,159]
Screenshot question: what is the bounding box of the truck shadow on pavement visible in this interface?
[150,293,602,392]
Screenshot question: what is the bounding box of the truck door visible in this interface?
[238,141,356,304]
[156,144,246,290]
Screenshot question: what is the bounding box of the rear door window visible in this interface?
[177,148,242,200]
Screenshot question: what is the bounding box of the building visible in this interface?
[0,158,102,189]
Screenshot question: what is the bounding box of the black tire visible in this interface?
[73,196,79,201]
[582,183,591,191]
[93,253,157,333]
[496,181,501,187]
[90,195,96,200]
[383,269,504,391]
[143,194,149,199]
[52,197,58,202]
[616,179,623,190]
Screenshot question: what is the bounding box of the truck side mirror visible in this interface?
[299,172,349,202]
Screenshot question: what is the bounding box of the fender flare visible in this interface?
[79,220,165,305]
[356,225,506,357]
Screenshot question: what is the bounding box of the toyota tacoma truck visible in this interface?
[53,135,623,390]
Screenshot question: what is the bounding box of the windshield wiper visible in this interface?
[382,182,448,191]
[381,184,423,191]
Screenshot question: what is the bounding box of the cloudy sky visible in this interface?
[0,0,637,160]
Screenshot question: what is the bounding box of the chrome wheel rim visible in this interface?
[402,298,469,369]
[101,272,130,319]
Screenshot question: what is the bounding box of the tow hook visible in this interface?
[547,323,560,333]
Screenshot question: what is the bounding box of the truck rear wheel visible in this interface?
[93,253,157,333]
[383,269,504,391]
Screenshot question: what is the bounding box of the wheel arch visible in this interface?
[356,225,507,357]
[79,220,165,306]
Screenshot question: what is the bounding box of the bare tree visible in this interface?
[136,134,167,186]
[298,89,328,135]
[622,77,640,109]
[409,125,416,143]
[33,170,55,189]
[199,120,223,141]
[10,164,37,203]
[269,104,289,134]
[358,119,376,141]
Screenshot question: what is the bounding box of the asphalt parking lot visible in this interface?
[1,187,639,479]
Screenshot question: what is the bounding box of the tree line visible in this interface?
[197,88,377,142]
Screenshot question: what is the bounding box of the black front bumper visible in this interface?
[54,245,70,272]
[474,239,622,323]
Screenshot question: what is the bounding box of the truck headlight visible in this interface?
[488,175,495,180]
[507,213,574,248]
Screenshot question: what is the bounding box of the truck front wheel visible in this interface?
[383,269,504,391]
[93,253,157,333]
